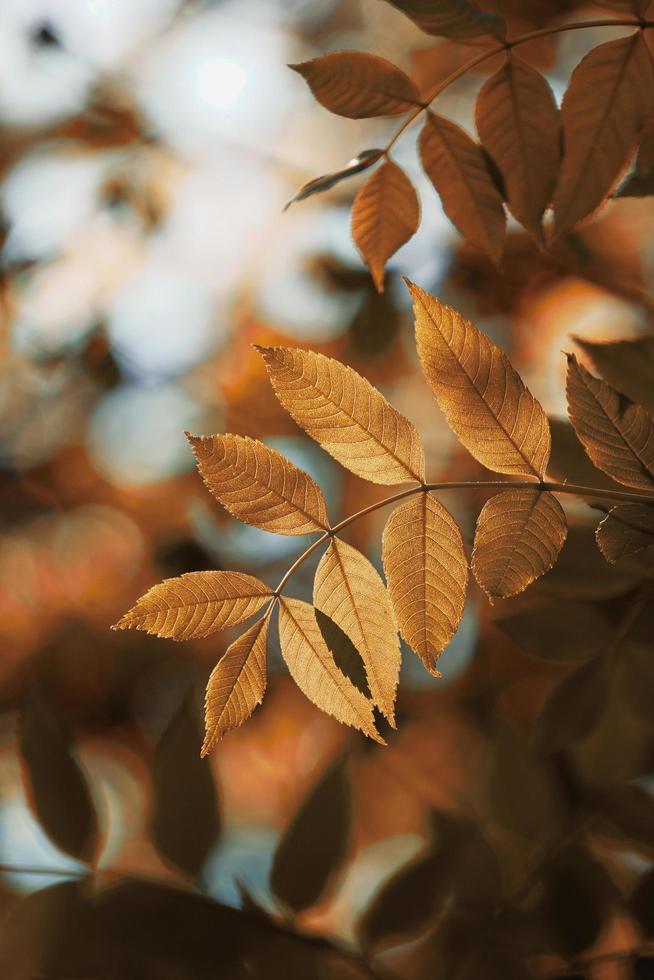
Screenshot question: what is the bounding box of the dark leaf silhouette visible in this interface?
[596,503,654,562]
[315,609,370,698]
[151,694,221,876]
[573,334,654,414]
[383,0,506,41]
[616,116,654,196]
[284,149,384,210]
[536,655,611,751]
[631,868,654,937]
[539,846,615,957]
[19,690,98,863]
[291,53,421,118]
[498,599,610,662]
[595,782,654,850]
[270,756,351,912]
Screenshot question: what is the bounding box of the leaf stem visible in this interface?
[272,479,654,597]
[385,17,649,153]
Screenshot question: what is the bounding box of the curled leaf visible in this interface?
[278,598,383,742]
[420,112,506,263]
[314,537,400,724]
[113,570,272,640]
[472,489,568,600]
[352,159,420,292]
[187,433,329,534]
[202,613,270,755]
[382,492,468,674]
[257,346,425,484]
[596,503,654,563]
[291,53,421,118]
[284,149,384,210]
[383,0,506,41]
[409,281,551,478]
[566,354,654,491]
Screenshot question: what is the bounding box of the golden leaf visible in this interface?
[566,354,654,491]
[201,613,270,755]
[408,281,551,478]
[596,504,654,563]
[313,537,400,724]
[573,335,654,415]
[553,33,653,235]
[187,433,329,534]
[471,489,568,600]
[383,0,505,41]
[113,571,272,640]
[284,149,384,211]
[256,347,425,485]
[419,112,506,264]
[277,598,383,743]
[476,54,560,241]
[290,53,421,119]
[352,159,420,293]
[382,492,468,674]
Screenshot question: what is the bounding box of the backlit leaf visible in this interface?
[271,756,351,912]
[382,492,468,674]
[187,433,329,534]
[314,537,400,723]
[284,149,384,210]
[383,0,506,41]
[573,334,654,414]
[290,53,421,118]
[113,570,272,640]
[409,281,551,477]
[566,354,654,491]
[553,32,653,235]
[19,691,98,863]
[472,489,567,600]
[420,112,506,263]
[476,54,559,240]
[596,503,654,562]
[257,346,425,484]
[352,159,420,293]
[277,598,383,742]
[202,613,270,755]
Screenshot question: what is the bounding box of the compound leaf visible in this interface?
[409,281,551,478]
[257,346,425,484]
[187,433,329,534]
[291,53,421,118]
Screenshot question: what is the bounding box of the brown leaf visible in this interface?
[497,599,610,663]
[277,597,383,742]
[290,53,421,118]
[617,115,654,196]
[573,334,654,414]
[553,32,653,235]
[472,489,567,600]
[409,281,551,477]
[420,112,506,263]
[351,159,420,293]
[536,656,611,751]
[113,570,272,639]
[566,353,654,491]
[19,691,98,863]
[283,149,384,210]
[202,614,270,755]
[602,0,650,13]
[596,503,654,562]
[476,53,560,240]
[187,432,330,534]
[382,492,468,674]
[257,346,425,484]
[382,0,506,41]
[314,538,400,723]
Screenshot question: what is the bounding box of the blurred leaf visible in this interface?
[497,599,610,662]
[553,33,653,235]
[113,570,272,640]
[566,354,654,491]
[258,346,425,484]
[476,54,559,240]
[291,53,421,118]
[594,782,654,849]
[352,160,420,293]
[531,526,644,600]
[188,433,330,534]
[419,113,506,264]
[618,641,654,722]
[382,493,468,675]
[574,334,654,415]
[383,0,506,40]
[472,489,567,600]
[151,694,221,877]
[489,727,566,839]
[19,690,98,863]
[284,150,384,210]
[271,756,351,913]
[596,504,654,563]
[632,868,654,937]
[314,537,400,724]
[539,846,614,957]
[536,656,611,751]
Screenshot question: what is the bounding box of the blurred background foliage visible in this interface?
[1,0,654,977]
